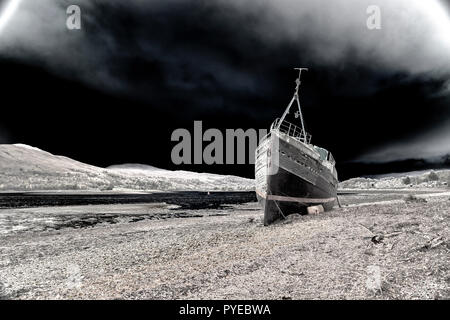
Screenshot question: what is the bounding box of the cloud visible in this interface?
[0,0,267,102]
[358,116,450,162]
[219,0,450,77]
[0,0,23,34]
[1,0,450,95]
[0,126,10,143]
[1,0,450,161]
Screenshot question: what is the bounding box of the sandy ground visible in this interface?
[0,190,449,300]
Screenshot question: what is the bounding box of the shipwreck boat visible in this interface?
[255,68,338,225]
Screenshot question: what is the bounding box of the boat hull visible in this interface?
[255,132,338,225]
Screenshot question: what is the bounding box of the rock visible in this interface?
[371,235,384,244]
[404,194,427,203]
[307,205,324,215]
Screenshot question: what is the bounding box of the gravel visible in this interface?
[0,191,448,300]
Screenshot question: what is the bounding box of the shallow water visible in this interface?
[0,191,257,234]
[0,189,445,235]
[0,191,256,209]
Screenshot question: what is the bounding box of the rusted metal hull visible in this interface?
[255,132,338,225]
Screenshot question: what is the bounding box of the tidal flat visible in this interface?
[0,189,448,299]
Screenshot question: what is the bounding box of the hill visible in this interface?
[0,144,254,192]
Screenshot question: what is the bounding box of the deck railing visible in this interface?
[271,118,311,144]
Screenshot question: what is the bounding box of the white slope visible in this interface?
[107,163,167,173]
[0,144,254,192]
[339,169,450,189]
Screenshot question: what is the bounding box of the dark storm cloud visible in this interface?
[2,0,450,99]
[0,125,10,143]
[359,109,450,162]
[0,0,274,112]
[1,0,450,162]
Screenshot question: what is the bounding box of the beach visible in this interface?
[0,189,448,300]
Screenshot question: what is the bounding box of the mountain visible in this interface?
[339,169,450,189]
[337,155,450,181]
[107,164,167,172]
[0,144,254,192]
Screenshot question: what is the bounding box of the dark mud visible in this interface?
[0,192,253,233]
[0,191,256,209]
[41,212,208,231]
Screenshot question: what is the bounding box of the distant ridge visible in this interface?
[107,163,167,172]
[0,144,254,192]
[340,169,450,189]
[338,155,450,181]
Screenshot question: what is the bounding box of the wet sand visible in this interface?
[0,189,449,299]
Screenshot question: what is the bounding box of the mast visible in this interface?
[277,68,308,136]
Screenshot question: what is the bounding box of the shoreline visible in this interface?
[0,189,448,299]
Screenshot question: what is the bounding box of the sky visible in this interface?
[0,0,450,179]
